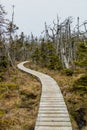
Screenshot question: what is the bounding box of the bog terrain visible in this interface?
[0,3,87,130]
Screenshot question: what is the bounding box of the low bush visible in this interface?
[0,109,6,117]
[0,83,18,93]
[0,72,4,82]
[0,58,8,69]
[61,69,74,76]
[72,74,87,92]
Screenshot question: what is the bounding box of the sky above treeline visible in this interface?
[1,0,87,36]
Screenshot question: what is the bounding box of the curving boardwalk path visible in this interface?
[17,61,72,130]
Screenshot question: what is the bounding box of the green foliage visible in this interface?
[61,69,74,76]
[19,90,37,109]
[72,74,87,92]
[0,83,18,93]
[48,55,62,70]
[70,108,86,129]
[32,47,40,64]
[76,42,87,69]
[0,110,6,117]
[31,41,62,70]
[78,42,87,51]
[0,60,8,68]
[75,59,87,67]
[0,56,8,69]
[5,83,18,90]
[0,72,4,82]
[20,90,37,99]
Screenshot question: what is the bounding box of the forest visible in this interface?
[0,3,87,130]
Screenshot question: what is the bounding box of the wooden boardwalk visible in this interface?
[17,61,72,130]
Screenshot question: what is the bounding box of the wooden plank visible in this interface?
[35,121,71,126]
[37,117,70,122]
[35,126,72,130]
[17,61,72,130]
[37,113,70,117]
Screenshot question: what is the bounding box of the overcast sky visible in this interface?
[1,0,87,36]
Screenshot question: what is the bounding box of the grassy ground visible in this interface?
[25,62,87,130]
[0,66,41,130]
[0,62,87,130]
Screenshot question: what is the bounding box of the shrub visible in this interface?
[6,83,18,90]
[0,83,18,92]
[0,110,6,117]
[72,74,87,92]
[0,60,8,69]
[61,69,74,76]
[20,90,37,99]
[0,72,4,82]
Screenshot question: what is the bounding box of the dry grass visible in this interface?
[1,62,86,130]
[25,62,87,130]
[0,66,41,130]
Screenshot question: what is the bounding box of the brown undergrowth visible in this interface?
[0,65,41,130]
[25,62,87,130]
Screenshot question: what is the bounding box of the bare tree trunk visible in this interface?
[60,27,69,68]
[5,45,15,70]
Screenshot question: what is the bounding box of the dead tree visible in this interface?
[42,16,87,69]
[6,5,18,68]
[44,22,49,42]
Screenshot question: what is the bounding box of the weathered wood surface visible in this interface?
[17,61,72,130]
